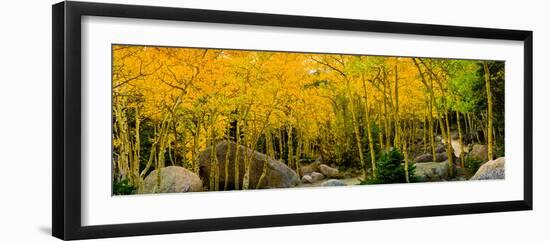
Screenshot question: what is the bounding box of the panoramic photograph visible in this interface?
[111,44,505,195]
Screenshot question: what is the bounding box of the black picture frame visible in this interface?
[52,1,533,240]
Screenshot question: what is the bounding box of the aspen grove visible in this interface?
[111,45,505,195]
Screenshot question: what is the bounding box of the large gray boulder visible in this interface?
[138,166,202,194]
[467,144,489,162]
[199,141,299,190]
[321,179,347,187]
[319,164,342,178]
[470,157,505,180]
[415,161,449,182]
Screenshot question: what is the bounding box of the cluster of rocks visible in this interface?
[411,141,503,182]
[412,143,458,182]
[301,172,325,183]
[135,140,504,195]
[138,141,300,194]
[299,161,347,186]
[413,156,505,182]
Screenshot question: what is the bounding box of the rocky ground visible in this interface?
[135,134,505,195]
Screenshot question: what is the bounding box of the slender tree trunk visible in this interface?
[192,125,200,175]
[378,123,385,152]
[414,119,418,149]
[483,62,494,161]
[242,114,258,190]
[168,144,174,166]
[411,119,417,155]
[155,120,170,191]
[243,133,259,190]
[287,124,294,169]
[366,110,377,179]
[377,103,385,151]
[181,130,187,168]
[428,99,436,162]
[242,138,251,190]
[393,64,401,150]
[480,115,488,144]
[443,111,454,177]
[256,130,272,189]
[412,59,436,163]
[278,128,283,161]
[234,122,241,190]
[223,131,231,190]
[114,101,130,183]
[132,106,141,186]
[347,82,367,180]
[213,137,220,192]
[463,112,470,145]
[383,84,391,150]
[467,113,473,137]
[140,132,157,178]
[295,123,303,172]
[422,116,427,153]
[361,74,377,178]
[456,111,465,167]
[209,129,216,191]
[172,122,179,167]
[402,123,410,183]
[425,73,454,177]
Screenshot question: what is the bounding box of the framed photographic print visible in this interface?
[52,1,533,240]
